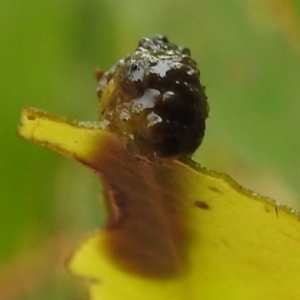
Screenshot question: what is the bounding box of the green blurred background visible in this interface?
[1,0,300,298]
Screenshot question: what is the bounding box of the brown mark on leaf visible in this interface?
[26,110,37,121]
[209,186,222,194]
[91,135,190,278]
[195,200,210,210]
[264,206,271,213]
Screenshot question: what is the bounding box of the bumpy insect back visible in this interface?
[97,35,209,157]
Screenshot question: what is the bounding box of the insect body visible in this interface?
[97,35,209,157]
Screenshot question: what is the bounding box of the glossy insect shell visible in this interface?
[97,35,209,158]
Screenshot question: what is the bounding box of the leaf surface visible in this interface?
[18,107,300,300]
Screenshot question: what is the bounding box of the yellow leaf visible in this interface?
[18,107,300,300]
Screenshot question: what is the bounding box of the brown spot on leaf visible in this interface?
[94,136,190,278]
[264,205,272,213]
[209,186,222,194]
[27,114,36,121]
[195,200,210,210]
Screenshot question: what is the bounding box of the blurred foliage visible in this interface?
[1,0,300,299]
